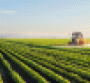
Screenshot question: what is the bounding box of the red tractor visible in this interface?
[69,32,85,46]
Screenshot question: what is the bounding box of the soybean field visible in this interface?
[0,39,90,83]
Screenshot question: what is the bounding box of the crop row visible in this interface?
[4,43,90,67]
[7,47,90,72]
[1,41,90,64]
[2,49,71,83]
[3,44,90,73]
[9,50,90,83]
[0,73,3,83]
[0,50,50,83]
[30,50,90,70]
[0,53,26,83]
[19,49,90,72]
[4,45,90,75]
[17,51,90,82]
[1,39,90,53]
[0,42,90,82]
[29,55,90,72]
[7,48,90,81]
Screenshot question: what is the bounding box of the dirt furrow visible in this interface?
[0,50,37,83]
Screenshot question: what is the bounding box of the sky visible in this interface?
[0,0,90,38]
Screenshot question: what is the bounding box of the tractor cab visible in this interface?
[72,32,83,45]
[72,32,83,39]
[68,32,84,45]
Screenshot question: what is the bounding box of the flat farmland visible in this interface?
[0,39,90,83]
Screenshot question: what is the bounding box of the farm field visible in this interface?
[0,39,90,83]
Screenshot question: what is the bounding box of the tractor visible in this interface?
[52,31,89,46]
[68,32,86,46]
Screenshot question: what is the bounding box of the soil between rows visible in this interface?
[4,50,58,83]
[0,47,90,83]
[6,50,78,83]
[0,50,37,83]
[0,57,15,83]
[0,49,62,83]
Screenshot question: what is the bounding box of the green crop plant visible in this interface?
[0,39,90,83]
[4,50,70,83]
[0,53,26,83]
[1,50,50,83]
[16,54,89,83]
[0,73,3,83]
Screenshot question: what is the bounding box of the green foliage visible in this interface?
[0,53,26,83]
[1,51,49,83]
[0,73,3,83]
[0,39,90,82]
